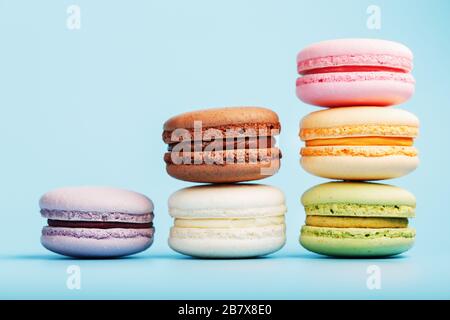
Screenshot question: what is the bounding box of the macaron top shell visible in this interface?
[300,107,419,129]
[301,182,416,207]
[39,186,154,214]
[163,106,280,131]
[169,184,286,218]
[297,38,413,74]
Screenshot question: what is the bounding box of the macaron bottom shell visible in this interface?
[296,74,415,107]
[300,226,415,257]
[41,227,154,258]
[168,225,286,258]
[301,155,419,180]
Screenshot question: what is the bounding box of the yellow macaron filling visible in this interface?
[305,137,413,147]
[300,124,418,157]
[174,215,285,228]
[305,216,409,229]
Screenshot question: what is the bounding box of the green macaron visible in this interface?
[299,182,416,257]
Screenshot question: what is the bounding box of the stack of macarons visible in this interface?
[162,106,287,258]
[295,39,419,257]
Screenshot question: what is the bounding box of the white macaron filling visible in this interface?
[174,215,285,228]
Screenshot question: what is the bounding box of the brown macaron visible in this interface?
[162,106,281,183]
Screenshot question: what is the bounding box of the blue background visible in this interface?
[1,0,449,299]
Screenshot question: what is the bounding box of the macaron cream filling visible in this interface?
[174,215,285,229]
[304,202,413,233]
[47,219,153,229]
[300,123,418,157]
[165,132,280,165]
[305,216,408,229]
[167,136,276,152]
[305,136,413,147]
[169,204,287,218]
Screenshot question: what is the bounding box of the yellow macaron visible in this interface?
[299,107,419,180]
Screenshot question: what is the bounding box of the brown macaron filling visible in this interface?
[164,124,281,165]
[47,219,153,229]
[41,208,154,230]
[167,136,276,152]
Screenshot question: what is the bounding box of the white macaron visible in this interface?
[168,184,287,258]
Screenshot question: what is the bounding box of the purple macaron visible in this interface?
[39,186,155,258]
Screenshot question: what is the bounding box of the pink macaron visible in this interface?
[296,39,415,107]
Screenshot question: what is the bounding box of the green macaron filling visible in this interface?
[301,226,416,239]
[304,203,415,218]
